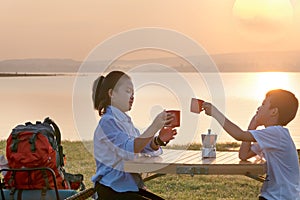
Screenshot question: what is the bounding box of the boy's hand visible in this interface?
[202,102,214,116]
[248,114,260,130]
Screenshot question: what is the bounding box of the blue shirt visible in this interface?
[91,106,162,192]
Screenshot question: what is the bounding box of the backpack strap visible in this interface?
[41,169,50,189]
[10,132,20,153]
[29,133,39,152]
[10,122,38,152]
[43,118,61,145]
[43,117,64,167]
[9,187,16,200]
[41,188,47,200]
[0,175,5,200]
[17,190,22,200]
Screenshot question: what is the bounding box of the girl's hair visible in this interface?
[266,89,299,126]
[92,71,130,116]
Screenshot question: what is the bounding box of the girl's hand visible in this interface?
[152,110,174,131]
[158,127,177,143]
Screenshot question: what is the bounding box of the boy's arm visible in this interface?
[202,102,256,142]
[239,141,257,160]
[239,115,259,160]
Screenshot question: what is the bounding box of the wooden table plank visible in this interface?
[170,151,200,164]
[217,152,239,164]
[159,149,185,163]
[124,149,266,176]
[177,152,202,164]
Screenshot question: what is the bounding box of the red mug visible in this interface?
[165,110,180,127]
[190,98,204,114]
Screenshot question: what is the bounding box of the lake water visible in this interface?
[1,72,300,147]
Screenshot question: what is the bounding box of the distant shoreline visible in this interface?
[1,51,300,73]
[0,73,72,77]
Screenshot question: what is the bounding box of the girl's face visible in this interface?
[110,76,134,112]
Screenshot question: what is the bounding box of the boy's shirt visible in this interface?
[250,126,300,200]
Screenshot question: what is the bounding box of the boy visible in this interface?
[202,89,300,200]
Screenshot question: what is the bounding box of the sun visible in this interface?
[256,72,291,99]
[233,0,293,18]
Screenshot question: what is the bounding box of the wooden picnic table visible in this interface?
[42,149,268,200]
[124,149,266,181]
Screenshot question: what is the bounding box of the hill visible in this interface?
[0,58,81,73]
[0,51,299,73]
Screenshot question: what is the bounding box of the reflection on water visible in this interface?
[0,72,300,147]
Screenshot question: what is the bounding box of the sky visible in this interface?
[1,0,300,61]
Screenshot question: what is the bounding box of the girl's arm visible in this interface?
[142,128,177,156]
[134,111,173,153]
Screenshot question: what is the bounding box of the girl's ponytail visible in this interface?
[92,71,129,116]
[92,75,105,111]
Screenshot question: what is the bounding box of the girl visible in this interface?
[91,71,177,200]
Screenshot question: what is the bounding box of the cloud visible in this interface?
[233,0,293,33]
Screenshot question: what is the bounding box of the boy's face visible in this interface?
[255,96,275,126]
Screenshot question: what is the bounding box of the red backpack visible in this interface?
[4,118,69,190]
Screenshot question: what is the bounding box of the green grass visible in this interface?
[1,140,262,199]
[147,175,261,200]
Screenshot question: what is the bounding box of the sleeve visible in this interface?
[249,127,282,151]
[99,117,135,160]
[141,141,163,157]
[250,142,264,158]
[134,127,163,157]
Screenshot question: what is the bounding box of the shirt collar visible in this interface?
[107,106,131,122]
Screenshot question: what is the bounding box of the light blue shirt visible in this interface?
[250,126,300,200]
[91,106,162,192]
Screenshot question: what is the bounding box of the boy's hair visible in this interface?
[266,89,298,126]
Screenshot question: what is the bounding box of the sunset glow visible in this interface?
[233,0,293,21]
[1,1,300,60]
[232,0,294,42]
[256,72,291,99]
